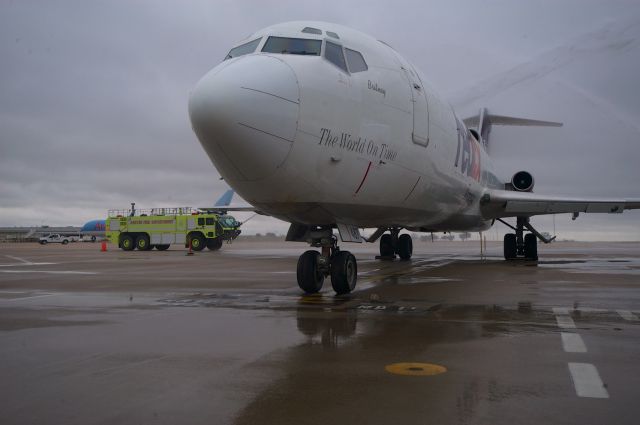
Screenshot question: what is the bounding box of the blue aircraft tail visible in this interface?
[214,189,235,207]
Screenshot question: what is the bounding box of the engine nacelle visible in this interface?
[511,171,535,192]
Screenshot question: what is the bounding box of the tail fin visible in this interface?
[463,108,563,149]
[214,189,235,207]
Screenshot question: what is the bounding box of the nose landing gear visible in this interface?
[296,227,357,295]
[294,226,414,294]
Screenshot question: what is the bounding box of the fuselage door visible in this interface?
[402,66,429,146]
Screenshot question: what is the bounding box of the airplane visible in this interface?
[188,21,640,295]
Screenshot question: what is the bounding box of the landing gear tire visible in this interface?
[504,233,517,260]
[207,238,223,251]
[297,250,324,294]
[121,234,134,251]
[136,234,151,251]
[524,233,538,261]
[156,244,170,251]
[188,233,205,251]
[398,234,413,260]
[331,251,357,295]
[379,234,394,257]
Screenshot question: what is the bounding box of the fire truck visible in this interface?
[105,206,241,251]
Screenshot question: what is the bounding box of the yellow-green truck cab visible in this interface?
[105,207,241,251]
[218,215,242,241]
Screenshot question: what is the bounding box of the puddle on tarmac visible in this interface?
[159,291,579,337]
[158,292,355,310]
[539,258,640,275]
[400,276,463,285]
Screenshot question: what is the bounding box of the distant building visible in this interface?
[0,219,104,243]
[0,226,80,242]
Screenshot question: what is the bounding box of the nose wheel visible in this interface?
[331,251,357,294]
[296,228,357,295]
[297,250,325,293]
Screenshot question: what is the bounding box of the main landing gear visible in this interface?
[296,227,357,295]
[378,228,413,260]
[500,216,555,261]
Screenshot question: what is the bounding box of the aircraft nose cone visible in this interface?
[189,55,300,182]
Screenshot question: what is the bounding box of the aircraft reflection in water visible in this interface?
[231,302,542,425]
[188,21,640,295]
[296,309,358,349]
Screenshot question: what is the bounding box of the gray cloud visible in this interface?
[1,0,639,239]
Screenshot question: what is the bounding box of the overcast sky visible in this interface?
[1,0,639,240]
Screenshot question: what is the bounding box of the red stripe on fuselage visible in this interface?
[354,161,373,195]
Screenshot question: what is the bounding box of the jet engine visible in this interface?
[511,171,534,192]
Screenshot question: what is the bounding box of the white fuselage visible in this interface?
[189,21,503,233]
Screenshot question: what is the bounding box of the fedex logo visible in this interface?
[454,118,481,182]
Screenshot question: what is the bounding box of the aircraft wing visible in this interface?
[481,190,640,219]
[198,206,260,213]
[203,189,266,214]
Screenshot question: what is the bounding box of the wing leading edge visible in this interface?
[481,190,640,219]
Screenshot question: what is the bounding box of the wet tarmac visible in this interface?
[1,240,639,424]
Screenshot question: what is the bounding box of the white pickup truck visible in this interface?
[39,234,77,245]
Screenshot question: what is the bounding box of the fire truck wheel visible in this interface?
[135,234,151,251]
[189,233,205,251]
[121,234,134,251]
[207,238,223,251]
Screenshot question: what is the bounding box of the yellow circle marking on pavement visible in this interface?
[299,295,332,304]
[385,362,447,376]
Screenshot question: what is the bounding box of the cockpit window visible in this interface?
[326,31,340,39]
[302,27,322,35]
[345,48,368,73]
[224,38,261,60]
[261,36,322,55]
[324,41,348,72]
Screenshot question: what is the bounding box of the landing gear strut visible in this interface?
[296,227,357,295]
[378,228,413,260]
[500,216,555,261]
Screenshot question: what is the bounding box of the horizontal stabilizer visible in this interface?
[462,108,562,150]
[463,114,563,128]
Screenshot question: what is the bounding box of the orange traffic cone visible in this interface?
[101,241,107,252]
